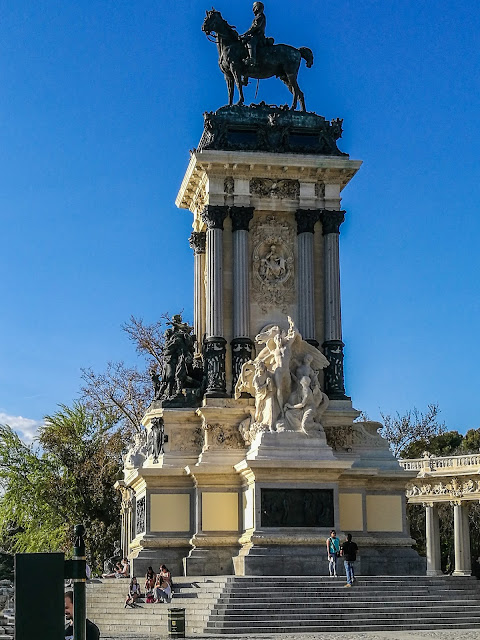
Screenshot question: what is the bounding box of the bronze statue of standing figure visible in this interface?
[202,3,313,111]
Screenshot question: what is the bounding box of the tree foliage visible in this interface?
[81,315,169,433]
[380,403,445,458]
[0,402,124,571]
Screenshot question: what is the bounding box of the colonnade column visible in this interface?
[424,502,442,576]
[201,205,229,397]
[452,501,472,576]
[320,209,348,399]
[230,206,255,390]
[189,231,206,353]
[295,209,320,346]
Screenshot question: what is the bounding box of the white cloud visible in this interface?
[0,412,43,444]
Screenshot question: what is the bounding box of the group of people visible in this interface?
[326,530,358,587]
[102,557,130,579]
[124,564,173,607]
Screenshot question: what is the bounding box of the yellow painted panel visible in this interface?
[366,495,403,532]
[203,492,239,532]
[339,493,363,531]
[243,488,254,530]
[150,493,190,532]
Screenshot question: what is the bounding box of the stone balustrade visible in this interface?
[399,454,480,474]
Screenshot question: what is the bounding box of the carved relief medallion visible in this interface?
[251,216,295,312]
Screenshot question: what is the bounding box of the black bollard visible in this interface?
[73,524,87,640]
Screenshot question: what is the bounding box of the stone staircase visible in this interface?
[206,576,480,634]
[87,576,480,637]
[0,610,14,640]
[87,576,229,637]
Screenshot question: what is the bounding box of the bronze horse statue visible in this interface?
[202,9,313,111]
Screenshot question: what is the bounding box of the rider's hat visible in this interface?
[253,1,264,12]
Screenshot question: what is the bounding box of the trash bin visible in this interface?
[168,608,186,638]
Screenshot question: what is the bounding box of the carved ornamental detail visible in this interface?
[135,497,146,535]
[250,178,300,199]
[251,216,295,312]
[203,422,245,451]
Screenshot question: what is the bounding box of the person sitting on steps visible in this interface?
[124,576,141,608]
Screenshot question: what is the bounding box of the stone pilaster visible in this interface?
[201,206,229,397]
[321,209,348,399]
[424,503,442,576]
[230,206,255,389]
[295,209,320,345]
[189,231,206,352]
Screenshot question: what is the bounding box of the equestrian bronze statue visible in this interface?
[202,4,314,112]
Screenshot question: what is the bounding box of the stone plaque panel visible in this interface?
[261,488,334,528]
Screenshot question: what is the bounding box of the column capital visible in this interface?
[189,231,206,254]
[295,209,321,234]
[320,209,346,235]
[230,206,254,232]
[201,205,229,230]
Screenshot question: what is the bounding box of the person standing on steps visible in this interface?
[341,533,358,587]
[326,529,340,577]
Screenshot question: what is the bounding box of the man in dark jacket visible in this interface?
[340,533,358,587]
[65,590,100,640]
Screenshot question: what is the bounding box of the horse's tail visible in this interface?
[299,47,314,68]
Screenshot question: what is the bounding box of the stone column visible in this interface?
[201,205,229,397]
[230,206,255,389]
[453,501,472,576]
[189,231,206,353]
[295,209,320,346]
[320,209,348,399]
[425,503,442,576]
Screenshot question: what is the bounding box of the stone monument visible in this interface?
[117,5,424,577]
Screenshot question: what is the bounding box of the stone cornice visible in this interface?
[176,150,362,212]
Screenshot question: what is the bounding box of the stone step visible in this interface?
[204,622,480,634]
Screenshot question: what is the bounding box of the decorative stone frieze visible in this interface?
[202,422,245,451]
[250,178,300,199]
[135,497,146,535]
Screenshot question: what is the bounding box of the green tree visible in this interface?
[0,402,124,572]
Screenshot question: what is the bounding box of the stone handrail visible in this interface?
[400,453,480,473]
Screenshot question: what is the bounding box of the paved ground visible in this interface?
[102,632,480,640]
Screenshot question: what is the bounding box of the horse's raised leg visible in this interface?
[225,73,235,106]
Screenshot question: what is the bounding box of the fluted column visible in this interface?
[295,209,320,345]
[189,231,206,353]
[320,209,348,399]
[230,206,255,390]
[425,503,442,576]
[201,205,229,397]
[453,501,472,576]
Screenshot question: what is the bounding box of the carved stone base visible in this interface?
[322,340,349,400]
[245,430,338,463]
[204,337,228,397]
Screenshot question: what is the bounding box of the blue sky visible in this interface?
[1,0,479,441]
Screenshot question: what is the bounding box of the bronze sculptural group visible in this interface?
[202,3,314,111]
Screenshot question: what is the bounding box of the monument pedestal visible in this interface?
[119,105,424,577]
